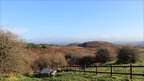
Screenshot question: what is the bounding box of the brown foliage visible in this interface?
[0,29,31,76]
[32,53,67,71]
[29,46,97,66]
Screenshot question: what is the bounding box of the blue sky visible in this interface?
[0,0,143,43]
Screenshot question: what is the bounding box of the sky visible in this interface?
[0,0,144,44]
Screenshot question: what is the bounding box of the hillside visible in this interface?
[79,41,119,48]
[28,41,122,60]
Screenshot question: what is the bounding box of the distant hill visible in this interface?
[125,41,144,48]
[113,41,144,48]
[130,41,144,48]
[79,41,118,48]
[66,43,81,47]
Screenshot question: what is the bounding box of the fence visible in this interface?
[60,64,144,79]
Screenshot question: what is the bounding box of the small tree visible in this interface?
[117,46,140,64]
[95,48,116,63]
[0,28,28,76]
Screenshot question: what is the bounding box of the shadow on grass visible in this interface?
[23,72,62,79]
[100,61,118,66]
[23,73,35,78]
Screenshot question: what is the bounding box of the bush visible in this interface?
[95,48,116,63]
[65,53,82,65]
[0,28,29,76]
[79,55,95,66]
[50,53,67,67]
[117,46,140,64]
[32,53,67,70]
[27,43,41,48]
[32,55,50,70]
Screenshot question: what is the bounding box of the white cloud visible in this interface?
[1,27,28,35]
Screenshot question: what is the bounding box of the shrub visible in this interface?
[0,28,29,76]
[95,48,116,63]
[32,55,51,70]
[50,53,67,67]
[79,55,95,66]
[27,43,41,48]
[117,46,140,64]
[65,53,82,65]
[32,53,67,70]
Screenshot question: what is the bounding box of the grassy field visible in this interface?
[0,49,144,81]
[0,71,144,81]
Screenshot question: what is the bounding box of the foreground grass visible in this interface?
[0,71,144,81]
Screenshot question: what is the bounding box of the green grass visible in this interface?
[1,71,144,81]
[1,50,144,81]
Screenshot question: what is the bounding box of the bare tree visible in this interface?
[0,28,29,76]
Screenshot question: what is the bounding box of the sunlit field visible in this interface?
[1,50,144,81]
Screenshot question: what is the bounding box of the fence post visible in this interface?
[111,64,112,76]
[63,66,64,72]
[130,64,132,79]
[75,65,77,72]
[61,66,63,72]
[96,65,97,75]
[84,65,86,74]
